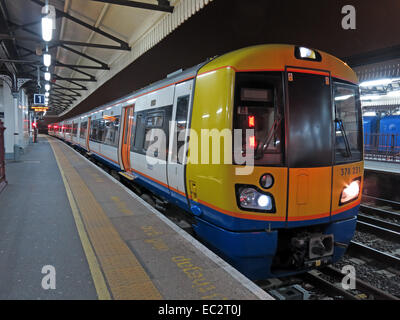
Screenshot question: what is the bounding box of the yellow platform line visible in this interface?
[48,138,111,300]
[48,138,162,300]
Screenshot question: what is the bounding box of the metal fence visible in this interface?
[0,120,7,193]
[364,133,400,162]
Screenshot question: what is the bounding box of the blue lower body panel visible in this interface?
[193,212,357,280]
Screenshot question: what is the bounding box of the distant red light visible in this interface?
[249,136,256,149]
[248,116,255,128]
[32,123,37,128]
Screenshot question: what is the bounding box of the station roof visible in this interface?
[0,0,212,116]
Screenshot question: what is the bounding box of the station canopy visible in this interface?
[0,0,212,116]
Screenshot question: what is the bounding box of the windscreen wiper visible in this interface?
[335,117,352,157]
[255,117,282,160]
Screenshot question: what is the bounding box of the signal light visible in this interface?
[248,115,255,128]
[33,122,37,128]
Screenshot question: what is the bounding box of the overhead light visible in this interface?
[359,79,392,87]
[45,92,49,97]
[360,95,382,100]
[387,90,400,97]
[44,72,51,81]
[45,83,51,91]
[41,5,56,42]
[43,53,51,67]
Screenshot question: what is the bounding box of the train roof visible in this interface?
[198,44,358,84]
[59,44,358,123]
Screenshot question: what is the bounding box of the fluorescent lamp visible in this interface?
[360,95,381,100]
[359,79,392,87]
[44,72,51,81]
[43,53,51,67]
[41,5,55,42]
[387,90,400,97]
[42,16,53,41]
[45,83,51,91]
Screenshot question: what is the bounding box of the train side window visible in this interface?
[133,113,145,151]
[144,112,164,151]
[103,115,120,147]
[171,95,190,164]
[80,121,87,139]
[90,119,99,142]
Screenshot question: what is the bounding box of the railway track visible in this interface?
[347,241,400,266]
[300,266,399,300]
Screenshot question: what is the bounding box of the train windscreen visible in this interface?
[333,82,363,164]
[233,72,284,166]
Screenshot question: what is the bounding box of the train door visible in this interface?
[285,68,333,223]
[120,105,135,171]
[167,80,193,203]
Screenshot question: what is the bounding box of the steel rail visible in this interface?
[348,241,400,266]
[358,213,400,233]
[356,220,400,243]
[321,266,399,300]
[299,271,360,300]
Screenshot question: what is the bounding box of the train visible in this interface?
[363,115,400,154]
[49,44,364,280]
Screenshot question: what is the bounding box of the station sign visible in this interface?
[32,106,49,112]
[33,94,45,105]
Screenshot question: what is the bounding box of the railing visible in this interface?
[0,120,7,193]
[364,133,400,162]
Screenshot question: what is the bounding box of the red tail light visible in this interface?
[248,116,255,128]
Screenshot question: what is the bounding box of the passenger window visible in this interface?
[171,95,190,164]
[103,115,120,146]
[144,112,164,151]
[80,121,87,139]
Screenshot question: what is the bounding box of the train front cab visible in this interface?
[186,45,364,280]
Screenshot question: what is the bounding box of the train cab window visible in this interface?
[80,121,87,139]
[333,82,363,163]
[233,72,284,166]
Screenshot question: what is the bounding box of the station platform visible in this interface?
[0,135,271,300]
[365,160,400,174]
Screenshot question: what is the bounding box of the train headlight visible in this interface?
[236,185,275,212]
[340,178,361,205]
[260,173,274,189]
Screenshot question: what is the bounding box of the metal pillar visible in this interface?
[0,120,7,193]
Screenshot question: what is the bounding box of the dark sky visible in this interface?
[51,0,398,122]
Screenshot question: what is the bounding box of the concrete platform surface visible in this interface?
[0,136,272,300]
[365,160,400,174]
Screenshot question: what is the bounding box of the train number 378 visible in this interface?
[341,166,361,176]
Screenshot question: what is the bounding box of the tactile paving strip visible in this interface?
[49,139,162,300]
